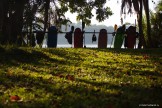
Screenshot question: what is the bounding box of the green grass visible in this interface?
[0,46,162,108]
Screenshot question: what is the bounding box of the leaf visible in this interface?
[66,75,75,81]
[57,74,64,78]
[9,95,22,102]
[106,104,116,108]
[126,71,131,76]
[143,54,150,60]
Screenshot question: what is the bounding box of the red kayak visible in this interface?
[98,29,108,48]
[74,28,83,48]
[126,26,136,49]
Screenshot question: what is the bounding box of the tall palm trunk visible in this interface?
[1,0,10,44]
[121,0,151,48]
[29,4,38,46]
[44,0,50,33]
[138,0,146,49]
[0,0,7,41]
[10,0,26,45]
[0,0,5,32]
[143,0,152,47]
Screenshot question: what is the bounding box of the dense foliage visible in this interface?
[151,0,162,47]
[0,0,112,45]
[143,0,162,48]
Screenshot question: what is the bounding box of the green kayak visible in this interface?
[113,25,125,48]
[114,32,124,48]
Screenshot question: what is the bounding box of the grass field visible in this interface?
[0,46,162,108]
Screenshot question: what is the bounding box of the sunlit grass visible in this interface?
[0,46,162,108]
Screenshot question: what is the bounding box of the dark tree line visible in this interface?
[0,0,161,48]
[0,0,112,46]
[149,0,162,47]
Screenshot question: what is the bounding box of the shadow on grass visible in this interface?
[43,48,87,66]
[0,47,162,107]
[76,78,162,107]
[0,47,69,68]
[0,47,87,67]
[0,71,121,108]
[1,69,162,108]
[0,48,53,65]
[88,48,162,77]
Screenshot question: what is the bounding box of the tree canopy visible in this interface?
[0,0,113,45]
[0,0,161,48]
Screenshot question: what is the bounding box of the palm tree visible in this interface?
[44,0,50,33]
[143,0,152,47]
[138,0,146,48]
[121,0,152,48]
[138,0,147,48]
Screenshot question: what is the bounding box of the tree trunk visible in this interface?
[0,0,5,44]
[138,0,146,49]
[10,0,26,45]
[143,0,152,48]
[1,0,10,44]
[28,4,38,46]
[0,0,4,32]
[44,0,50,33]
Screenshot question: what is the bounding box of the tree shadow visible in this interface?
[0,61,162,108]
[0,47,162,107]
[44,48,87,66]
[76,78,162,108]
[88,48,162,77]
